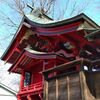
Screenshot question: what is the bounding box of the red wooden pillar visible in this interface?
[20,70,25,91]
[27,95,32,100]
[39,93,43,100]
[17,95,21,100]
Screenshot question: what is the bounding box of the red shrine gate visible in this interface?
[1,10,100,100]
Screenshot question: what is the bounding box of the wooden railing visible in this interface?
[21,82,42,93]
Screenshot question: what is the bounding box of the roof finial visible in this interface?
[27,4,52,20]
[27,3,34,12]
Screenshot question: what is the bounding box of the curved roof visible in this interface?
[1,13,100,63]
[25,48,56,59]
[25,13,100,28]
[8,48,56,73]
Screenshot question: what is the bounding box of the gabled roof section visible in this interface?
[0,82,17,96]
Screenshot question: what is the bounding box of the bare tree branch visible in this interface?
[0,33,14,41]
[0,10,18,28]
[70,0,77,16]
[13,0,25,15]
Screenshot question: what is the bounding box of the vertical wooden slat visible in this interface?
[67,76,70,100]
[79,71,85,100]
[56,79,58,100]
[48,80,56,100]
[69,74,81,100]
[45,81,48,100]
[43,80,46,100]
[58,77,67,100]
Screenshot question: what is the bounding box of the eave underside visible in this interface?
[8,49,57,73]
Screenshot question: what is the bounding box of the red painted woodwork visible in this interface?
[37,22,81,35]
[20,71,25,91]
[1,13,100,100]
[3,25,28,63]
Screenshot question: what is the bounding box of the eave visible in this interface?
[25,13,100,28]
[8,48,56,73]
[1,17,31,62]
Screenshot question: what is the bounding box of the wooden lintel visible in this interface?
[42,58,91,75]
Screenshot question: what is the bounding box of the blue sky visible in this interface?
[55,0,100,24]
[0,0,100,54]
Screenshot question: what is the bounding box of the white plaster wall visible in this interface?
[0,96,17,100]
[0,87,17,100]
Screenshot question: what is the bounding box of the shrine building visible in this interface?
[1,9,100,100]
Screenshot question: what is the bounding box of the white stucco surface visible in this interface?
[0,86,17,100]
